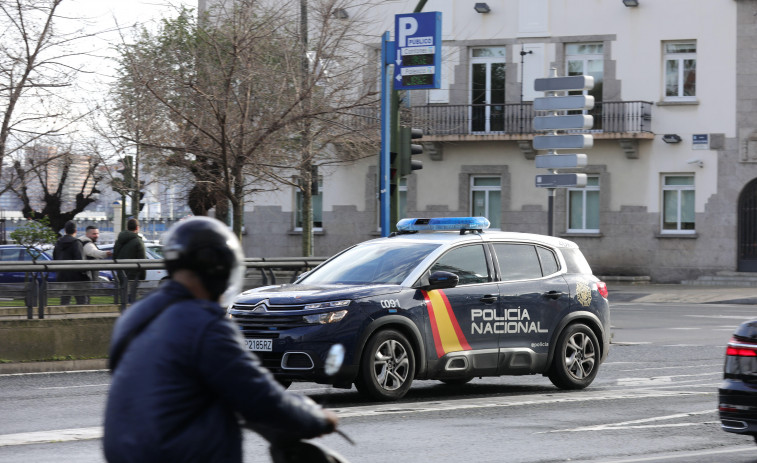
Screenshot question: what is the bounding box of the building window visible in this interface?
[566,43,603,104]
[664,42,696,100]
[662,175,695,233]
[470,176,501,229]
[470,47,506,133]
[567,176,600,233]
[295,181,323,230]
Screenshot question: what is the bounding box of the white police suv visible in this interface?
[228,217,610,401]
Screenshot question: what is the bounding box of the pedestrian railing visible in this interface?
[0,257,327,319]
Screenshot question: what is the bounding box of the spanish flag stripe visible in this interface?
[437,290,472,351]
[423,291,447,358]
[423,289,471,357]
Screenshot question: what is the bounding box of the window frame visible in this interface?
[294,177,323,232]
[469,176,502,230]
[566,175,600,233]
[663,41,696,102]
[660,174,696,234]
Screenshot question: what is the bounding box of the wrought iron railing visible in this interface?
[410,101,653,136]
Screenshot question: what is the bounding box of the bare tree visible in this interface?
[11,143,102,233]
[111,0,379,247]
[0,0,98,192]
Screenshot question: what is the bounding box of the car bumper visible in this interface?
[719,380,757,435]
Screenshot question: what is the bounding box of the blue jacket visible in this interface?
[103,281,332,463]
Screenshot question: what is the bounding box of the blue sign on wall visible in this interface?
[394,12,442,90]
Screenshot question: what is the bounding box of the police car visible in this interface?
[228,217,610,401]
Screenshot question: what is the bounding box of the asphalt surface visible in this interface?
[2,282,756,375]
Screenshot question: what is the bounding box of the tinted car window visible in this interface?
[537,246,559,276]
[561,247,593,274]
[301,241,440,285]
[429,244,490,285]
[0,249,22,261]
[493,243,542,281]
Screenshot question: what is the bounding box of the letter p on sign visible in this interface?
[397,17,418,47]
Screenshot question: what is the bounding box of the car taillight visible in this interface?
[726,337,757,357]
[596,281,608,299]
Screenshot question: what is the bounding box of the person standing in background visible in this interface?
[79,225,113,303]
[113,218,146,303]
[53,221,87,305]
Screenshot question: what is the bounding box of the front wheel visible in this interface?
[355,329,415,401]
[548,323,600,390]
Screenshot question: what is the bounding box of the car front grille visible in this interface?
[229,303,309,332]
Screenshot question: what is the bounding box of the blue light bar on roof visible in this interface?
[396,217,491,232]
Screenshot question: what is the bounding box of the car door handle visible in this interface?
[543,290,564,300]
[480,294,498,304]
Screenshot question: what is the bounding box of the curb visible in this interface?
[0,358,108,375]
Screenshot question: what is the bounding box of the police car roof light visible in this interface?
[396,217,491,233]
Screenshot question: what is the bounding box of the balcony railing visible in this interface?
[410,101,653,137]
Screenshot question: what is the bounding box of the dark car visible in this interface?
[228,217,611,401]
[0,244,113,283]
[719,320,757,443]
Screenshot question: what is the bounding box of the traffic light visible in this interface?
[138,191,145,212]
[399,126,423,177]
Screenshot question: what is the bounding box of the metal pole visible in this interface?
[380,32,393,237]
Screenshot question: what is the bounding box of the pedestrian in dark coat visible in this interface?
[52,220,87,305]
[113,218,145,303]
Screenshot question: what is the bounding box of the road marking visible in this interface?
[612,363,720,372]
[616,372,719,387]
[544,409,715,433]
[0,387,715,447]
[0,427,102,447]
[594,445,757,462]
[37,384,109,390]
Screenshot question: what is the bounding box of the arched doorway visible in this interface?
[738,178,757,271]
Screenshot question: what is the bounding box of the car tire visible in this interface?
[439,377,474,386]
[276,378,292,389]
[548,323,600,390]
[356,329,415,401]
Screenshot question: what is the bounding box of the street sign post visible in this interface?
[531,69,595,236]
[394,12,442,90]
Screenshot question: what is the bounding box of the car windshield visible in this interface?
[300,241,440,285]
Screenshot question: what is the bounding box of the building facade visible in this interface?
[233,0,754,283]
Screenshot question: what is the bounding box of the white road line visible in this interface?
[544,409,715,433]
[37,384,109,390]
[611,363,721,372]
[0,387,716,447]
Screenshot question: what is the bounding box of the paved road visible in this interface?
[1,298,756,462]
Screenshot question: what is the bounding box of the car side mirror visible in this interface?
[424,271,459,290]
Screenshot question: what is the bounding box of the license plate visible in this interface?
[245,338,272,352]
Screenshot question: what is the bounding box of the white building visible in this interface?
[202,0,749,282]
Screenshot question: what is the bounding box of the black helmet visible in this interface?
[162,216,244,304]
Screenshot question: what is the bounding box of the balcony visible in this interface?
[410,101,654,143]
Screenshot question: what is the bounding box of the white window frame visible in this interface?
[663,41,696,101]
[469,47,507,134]
[567,176,600,233]
[294,179,323,231]
[661,174,695,234]
[470,176,501,230]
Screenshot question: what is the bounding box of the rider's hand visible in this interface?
[322,409,339,435]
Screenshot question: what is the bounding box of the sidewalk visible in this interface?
[608,282,757,305]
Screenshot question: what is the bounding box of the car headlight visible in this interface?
[303,309,348,325]
[303,300,351,310]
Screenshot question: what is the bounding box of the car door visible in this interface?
[423,243,500,373]
[492,243,571,373]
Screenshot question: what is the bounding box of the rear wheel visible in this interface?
[548,323,599,390]
[356,329,415,401]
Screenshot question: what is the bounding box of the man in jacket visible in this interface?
[52,220,87,305]
[78,225,112,298]
[113,218,145,303]
[103,217,337,462]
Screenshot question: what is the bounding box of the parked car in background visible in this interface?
[0,244,113,283]
[101,242,168,282]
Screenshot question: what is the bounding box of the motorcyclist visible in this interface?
[103,216,337,463]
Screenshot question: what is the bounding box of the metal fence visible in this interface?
[0,257,327,319]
